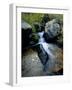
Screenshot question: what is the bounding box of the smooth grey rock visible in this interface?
[45,19,60,38]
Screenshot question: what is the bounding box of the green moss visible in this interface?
[21,13,63,32]
[22,13,44,32]
[31,33,40,43]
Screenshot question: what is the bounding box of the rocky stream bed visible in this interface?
[21,15,63,77]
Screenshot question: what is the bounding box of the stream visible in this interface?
[38,31,54,57]
[22,31,63,77]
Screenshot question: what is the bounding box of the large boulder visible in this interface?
[45,19,61,38]
[22,48,43,77]
[22,21,32,49]
[43,19,63,48]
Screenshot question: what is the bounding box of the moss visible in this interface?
[22,13,44,32]
[31,33,40,43]
[21,13,63,34]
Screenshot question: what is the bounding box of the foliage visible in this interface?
[22,13,44,32]
[31,33,40,43]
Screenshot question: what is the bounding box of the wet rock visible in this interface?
[43,32,58,43]
[43,32,63,48]
[36,44,49,66]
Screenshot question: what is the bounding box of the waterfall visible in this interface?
[38,32,45,43]
[38,31,53,57]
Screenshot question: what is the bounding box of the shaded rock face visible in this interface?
[56,34,63,48]
[22,21,32,50]
[43,32,58,43]
[36,44,49,66]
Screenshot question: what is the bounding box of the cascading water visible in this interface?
[37,31,55,71]
[38,31,53,57]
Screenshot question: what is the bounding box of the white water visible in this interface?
[38,31,53,57]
